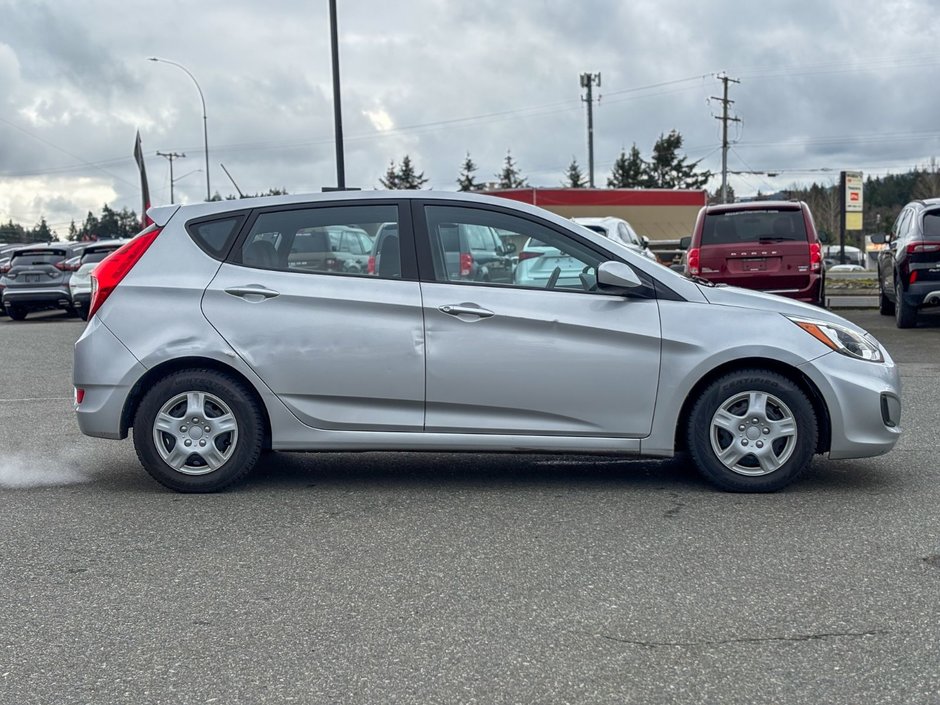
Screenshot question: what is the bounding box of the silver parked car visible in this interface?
[74,191,901,493]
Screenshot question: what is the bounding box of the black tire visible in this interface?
[686,369,817,492]
[895,282,917,329]
[133,369,264,492]
[813,275,826,308]
[6,305,27,321]
[879,285,895,316]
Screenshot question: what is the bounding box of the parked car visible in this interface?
[69,241,126,320]
[827,264,867,273]
[572,216,659,263]
[74,191,900,494]
[284,225,373,274]
[1,242,86,320]
[872,197,940,328]
[429,220,515,283]
[513,237,593,288]
[682,201,826,306]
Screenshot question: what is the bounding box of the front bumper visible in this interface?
[799,349,902,460]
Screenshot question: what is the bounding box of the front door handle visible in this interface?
[224,285,280,301]
[439,303,495,318]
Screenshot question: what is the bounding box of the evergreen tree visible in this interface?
[29,217,53,243]
[79,211,99,240]
[607,144,646,188]
[379,159,401,189]
[564,157,588,188]
[643,130,711,189]
[0,219,28,243]
[457,152,482,191]
[67,220,79,241]
[98,204,122,239]
[397,155,428,189]
[496,150,527,189]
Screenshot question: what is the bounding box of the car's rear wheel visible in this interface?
[686,369,817,492]
[895,281,917,328]
[133,369,263,492]
[6,305,27,321]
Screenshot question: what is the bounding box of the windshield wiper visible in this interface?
[688,275,724,287]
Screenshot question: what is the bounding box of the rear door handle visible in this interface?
[439,304,495,318]
[224,285,280,300]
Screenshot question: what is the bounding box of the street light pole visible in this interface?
[147,57,211,201]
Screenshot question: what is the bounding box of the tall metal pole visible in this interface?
[712,73,740,204]
[329,0,346,189]
[147,58,211,200]
[580,72,600,188]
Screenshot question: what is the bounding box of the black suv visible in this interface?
[873,198,940,328]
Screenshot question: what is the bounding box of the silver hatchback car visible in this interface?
[74,191,901,493]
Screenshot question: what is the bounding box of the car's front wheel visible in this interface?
[133,369,264,492]
[879,283,895,316]
[686,369,817,492]
[894,281,918,328]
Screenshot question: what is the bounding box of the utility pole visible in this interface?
[156,151,186,204]
[712,73,741,204]
[580,72,601,188]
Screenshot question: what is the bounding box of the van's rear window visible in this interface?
[702,210,807,245]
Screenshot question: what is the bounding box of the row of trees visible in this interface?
[380,130,711,192]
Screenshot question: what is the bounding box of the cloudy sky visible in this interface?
[2,0,939,236]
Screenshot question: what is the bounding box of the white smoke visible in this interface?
[0,453,89,488]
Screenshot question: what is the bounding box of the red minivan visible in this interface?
[683,201,825,305]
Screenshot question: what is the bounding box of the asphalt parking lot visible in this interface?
[1,308,939,704]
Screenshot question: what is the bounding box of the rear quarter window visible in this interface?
[923,211,940,238]
[186,215,246,260]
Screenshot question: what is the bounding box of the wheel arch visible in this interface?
[120,356,272,448]
[674,357,831,455]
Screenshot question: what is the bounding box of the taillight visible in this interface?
[54,261,77,271]
[910,270,919,285]
[325,257,340,271]
[907,241,940,254]
[367,255,376,275]
[809,242,822,272]
[518,250,542,262]
[459,252,473,277]
[0,263,10,275]
[74,388,85,405]
[88,225,162,320]
[687,247,701,276]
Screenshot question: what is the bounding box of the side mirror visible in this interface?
[501,242,516,255]
[641,235,650,249]
[597,261,642,291]
[679,236,691,250]
[869,233,886,244]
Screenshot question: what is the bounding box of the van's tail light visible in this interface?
[907,241,940,254]
[88,225,162,320]
[459,252,473,277]
[518,250,543,262]
[367,255,376,275]
[687,247,700,276]
[809,242,822,272]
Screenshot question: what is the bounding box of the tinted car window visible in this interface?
[11,249,66,265]
[922,211,940,238]
[187,216,244,259]
[238,205,399,278]
[702,210,807,245]
[80,250,116,265]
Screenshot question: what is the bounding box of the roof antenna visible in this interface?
[220,163,245,198]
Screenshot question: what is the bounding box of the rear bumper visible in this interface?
[74,317,145,440]
[698,273,823,303]
[901,280,940,308]
[3,287,72,310]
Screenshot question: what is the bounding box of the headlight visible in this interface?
[787,316,884,362]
